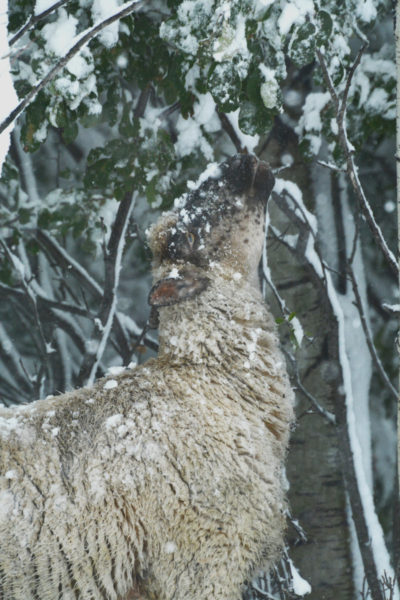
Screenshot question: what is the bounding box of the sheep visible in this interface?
[0,153,294,600]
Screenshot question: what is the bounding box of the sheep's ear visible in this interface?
[148,274,209,307]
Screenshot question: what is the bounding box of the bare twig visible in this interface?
[9,0,70,47]
[77,192,136,385]
[347,264,397,400]
[0,321,33,397]
[338,42,368,122]
[0,281,93,317]
[283,347,336,424]
[0,242,50,357]
[0,0,144,135]
[35,230,139,358]
[316,47,398,277]
[316,159,345,172]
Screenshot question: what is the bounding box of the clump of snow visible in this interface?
[187,162,221,190]
[105,413,124,429]
[253,0,275,18]
[107,365,126,376]
[41,9,78,57]
[226,109,259,153]
[281,153,294,166]
[289,559,311,595]
[35,0,56,14]
[291,316,304,346]
[349,49,396,121]
[259,65,280,110]
[278,0,314,36]
[103,379,118,390]
[213,13,249,63]
[164,541,176,554]
[91,0,122,48]
[175,93,219,160]
[296,92,331,155]
[168,267,181,279]
[356,0,377,22]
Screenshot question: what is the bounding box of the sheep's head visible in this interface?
[148,154,274,307]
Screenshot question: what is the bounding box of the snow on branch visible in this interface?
[0,0,143,136]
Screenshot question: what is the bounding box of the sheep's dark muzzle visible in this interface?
[223,154,275,206]
[251,160,275,204]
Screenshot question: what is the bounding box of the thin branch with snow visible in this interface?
[0,0,144,136]
[8,0,70,47]
[217,110,245,153]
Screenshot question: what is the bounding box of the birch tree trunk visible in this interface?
[263,138,354,598]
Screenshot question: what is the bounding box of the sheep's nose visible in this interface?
[251,160,275,204]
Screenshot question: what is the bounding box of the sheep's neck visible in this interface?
[157,278,276,370]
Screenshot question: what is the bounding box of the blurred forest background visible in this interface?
[0,0,398,598]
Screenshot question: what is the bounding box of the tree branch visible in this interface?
[0,0,143,135]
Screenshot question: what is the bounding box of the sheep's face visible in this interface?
[149,154,274,307]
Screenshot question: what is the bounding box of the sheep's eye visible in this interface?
[186,231,196,247]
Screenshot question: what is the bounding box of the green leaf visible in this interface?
[207,62,241,112]
[316,10,333,45]
[238,101,274,135]
[62,120,79,144]
[20,90,49,151]
[288,22,316,67]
